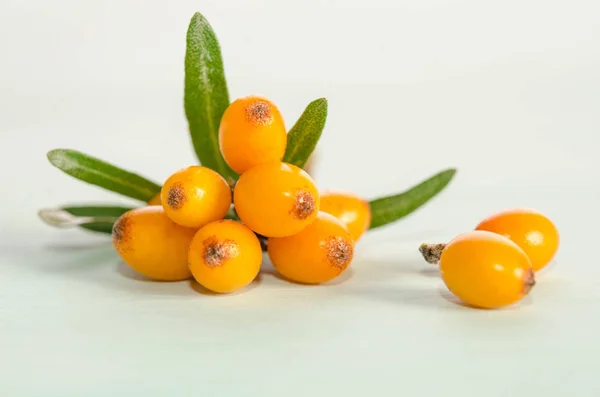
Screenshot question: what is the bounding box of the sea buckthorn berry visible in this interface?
[147,193,162,206]
[267,211,355,284]
[188,219,262,293]
[233,162,319,237]
[474,208,559,272]
[160,165,232,228]
[319,192,371,241]
[218,95,287,174]
[112,206,197,281]
[438,230,535,309]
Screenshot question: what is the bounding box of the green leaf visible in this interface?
[368,168,457,229]
[47,149,161,202]
[184,12,237,179]
[63,205,134,234]
[224,206,240,221]
[283,98,328,169]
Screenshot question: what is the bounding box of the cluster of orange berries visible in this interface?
[420,208,560,309]
[112,96,371,293]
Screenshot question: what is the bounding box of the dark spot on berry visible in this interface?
[245,101,272,125]
[291,189,315,220]
[203,236,238,268]
[167,183,186,210]
[325,236,353,270]
[112,214,131,244]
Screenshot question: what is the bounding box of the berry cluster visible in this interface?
[112,96,371,293]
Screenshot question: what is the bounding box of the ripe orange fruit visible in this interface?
[188,219,262,293]
[112,206,197,281]
[268,211,355,284]
[219,95,287,174]
[319,192,371,241]
[160,165,231,228]
[233,161,319,237]
[475,208,559,271]
[439,230,535,309]
[147,193,162,206]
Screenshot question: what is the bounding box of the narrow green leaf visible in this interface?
[47,149,161,202]
[368,168,457,229]
[62,205,133,218]
[38,205,133,234]
[184,12,237,179]
[283,98,328,169]
[64,205,133,233]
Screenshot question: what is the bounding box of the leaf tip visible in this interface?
[190,11,204,22]
[433,167,458,190]
[312,97,328,110]
[188,11,210,30]
[46,148,65,165]
[186,12,207,38]
[444,168,458,179]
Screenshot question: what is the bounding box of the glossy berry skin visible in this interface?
[188,219,262,294]
[439,230,535,309]
[160,165,232,228]
[319,192,371,241]
[147,193,162,206]
[268,211,355,284]
[233,162,320,238]
[219,95,287,174]
[112,206,197,281]
[475,208,559,271]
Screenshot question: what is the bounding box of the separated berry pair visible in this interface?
[419,208,560,309]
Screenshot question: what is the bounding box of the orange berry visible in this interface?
[160,165,231,228]
[475,208,559,272]
[188,219,262,293]
[147,193,162,206]
[218,95,287,174]
[439,230,535,309]
[319,191,371,241]
[233,162,319,237]
[268,211,355,284]
[112,206,197,281]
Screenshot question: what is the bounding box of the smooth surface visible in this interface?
[1,0,599,396]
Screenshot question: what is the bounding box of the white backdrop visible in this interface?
[1,0,599,396]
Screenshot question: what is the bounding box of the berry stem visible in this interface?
[418,242,446,264]
[523,268,536,294]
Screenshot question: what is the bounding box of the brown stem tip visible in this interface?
[418,243,446,264]
[522,268,536,295]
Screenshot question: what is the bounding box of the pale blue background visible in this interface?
[1,0,599,396]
